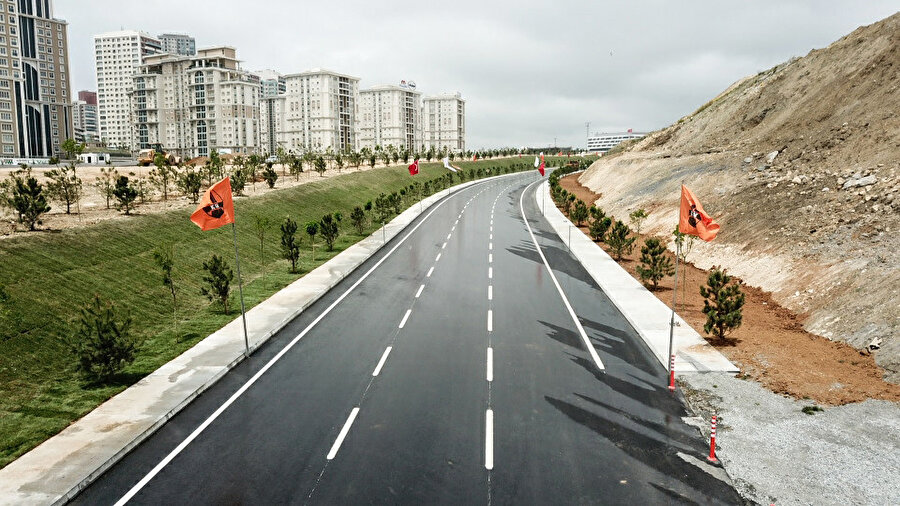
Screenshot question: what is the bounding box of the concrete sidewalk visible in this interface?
[0,175,507,506]
[536,179,737,373]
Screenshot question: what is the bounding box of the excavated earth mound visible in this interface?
[580,12,900,381]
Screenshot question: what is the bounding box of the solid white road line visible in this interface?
[488,267,493,279]
[488,310,493,332]
[327,408,360,460]
[399,309,412,329]
[488,285,493,301]
[112,183,481,506]
[485,409,494,470]
[435,253,442,262]
[415,284,425,298]
[372,347,392,377]
[487,348,493,382]
[427,266,434,277]
[519,180,605,371]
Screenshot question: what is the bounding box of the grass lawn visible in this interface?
[0,157,587,469]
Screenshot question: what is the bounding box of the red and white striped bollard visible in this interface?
[707,415,718,463]
[668,354,676,392]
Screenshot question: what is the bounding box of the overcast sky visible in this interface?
[56,1,897,150]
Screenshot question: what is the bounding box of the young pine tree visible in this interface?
[200,254,233,314]
[68,295,137,382]
[700,268,745,341]
[281,217,300,273]
[319,214,339,251]
[606,220,635,260]
[152,245,178,334]
[635,238,674,291]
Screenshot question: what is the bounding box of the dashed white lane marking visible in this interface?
[489,243,493,251]
[435,253,442,262]
[487,310,493,332]
[487,348,493,382]
[372,347,392,377]
[488,285,493,300]
[489,253,493,263]
[442,242,447,249]
[490,220,493,226]
[490,234,493,240]
[447,233,452,241]
[485,410,494,470]
[427,266,435,277]
[452,226,456,232]
[415,284,425,298]
[519,180,605,371]
[488,267,493,279]
[327,407,360,460]
[398,309,412,329]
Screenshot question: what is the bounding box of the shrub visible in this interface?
[2,168,51,230]
[350,206,366,235]
[589,216,611,242]
[68,295,137,382]
[113,175,138,215]
[263,166,278,188]
[200,254,233,314]
[176,165,203,203]
[606,220,635,260]
[319,213,339,251]
[636,238,674,291]
[700,268,745,341]
[571,200,588,226]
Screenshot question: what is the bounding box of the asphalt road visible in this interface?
[71,172,741,505]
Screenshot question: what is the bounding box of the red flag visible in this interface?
[408,159,419,175]
[628,128,633,133]
[473,154,478,162]
[538,153,545,176]
[679,185,719,241]
[191,177,235,231]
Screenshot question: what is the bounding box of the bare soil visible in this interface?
[560,174,900,405]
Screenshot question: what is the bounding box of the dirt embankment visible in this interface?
[579,13,900,382]
[560,174,900,405]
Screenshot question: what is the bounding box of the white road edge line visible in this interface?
[415,284,425,298]
[518,180,605,371]
[372,347,392,377]
[327,407,360,460]
[485,409,494,470]
[487,348,493,382]
[399,309,412,329]
[112,179,484,506]
[488,310,493,332]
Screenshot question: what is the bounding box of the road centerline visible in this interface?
[326,408,360,460]
[372,347,393,377]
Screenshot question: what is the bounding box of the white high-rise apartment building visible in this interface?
[423,93,465,153]
[132,46,259,159]
[359,85,422,152]
[94,30,161,149]
[264,69,359,155]
[256,69,285,98]
[0,0,74,159]
[158,33,195,56]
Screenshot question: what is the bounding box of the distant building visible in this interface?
[0,0,74,159]
[94,30,162,150]
[587,131,646,152]
[256,69,286,98]
[359,85,422,152]
[423,93,465,153]
[72,91,100,143]
[263,69,359,154]
[131,47,260,159]
[158,33,196,56]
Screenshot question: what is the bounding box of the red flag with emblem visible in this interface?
[408,159,419,175]
[190,177,235,231]
[538,152,545,176]
[679,185,720,241]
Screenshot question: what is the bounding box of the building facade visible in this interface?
[358,85,422,152]
[94,30,161,149]
[158,33,195,56]
[422,93,465,153]
[131,46,259,159]
[586,131,646,152]
[266,69,359,154]
[72,90,99,143]
[256,69,285,98]
[0,0,74,159]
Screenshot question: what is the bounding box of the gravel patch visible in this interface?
[679,372,900,505]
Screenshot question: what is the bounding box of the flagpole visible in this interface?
[231,222,250,356]
[667,239,680,387]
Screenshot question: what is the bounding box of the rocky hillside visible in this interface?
[580,12,900,381]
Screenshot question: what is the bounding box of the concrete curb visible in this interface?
[536,179,737,373]
[0,173,513,506]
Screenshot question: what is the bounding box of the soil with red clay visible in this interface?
[560,173,900,406]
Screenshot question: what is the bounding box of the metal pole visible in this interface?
[568,224,571,249]
[231,222,250,356]
[667,241,680,380]
[382,221,386,243]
